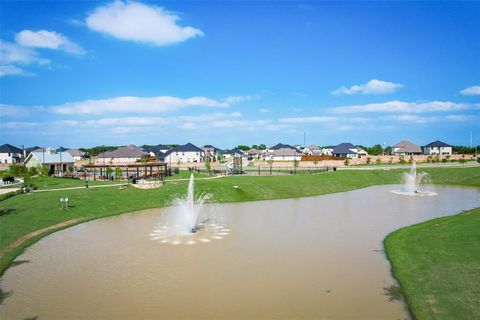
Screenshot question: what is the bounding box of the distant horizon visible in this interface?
[1,1,479,147]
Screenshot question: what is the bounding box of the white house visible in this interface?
[303,144,322,155]
[265,148,303,161]
[163,143,205,163]
[321,148,334,156]
[423,140,452,155]
[223,148,244,160]
[24,148,75,174]
[0,144,24,164]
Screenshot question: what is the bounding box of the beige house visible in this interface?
[391,140,422,155]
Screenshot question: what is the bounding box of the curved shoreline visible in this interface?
[1,168,479,289]
[2,184,479,319]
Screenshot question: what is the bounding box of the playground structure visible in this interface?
[227,154,243,174]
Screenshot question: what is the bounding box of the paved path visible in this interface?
[0,188,19,195]
[34,183,128,193]
[0,218,85,256]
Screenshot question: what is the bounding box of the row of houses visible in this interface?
[0,139,454,169]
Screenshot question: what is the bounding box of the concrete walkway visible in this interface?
[34,183,128,193]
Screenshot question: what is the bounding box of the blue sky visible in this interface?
[1,1,479,149]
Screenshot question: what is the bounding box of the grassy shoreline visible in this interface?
[0,167,479,283]
[384,207,480,320]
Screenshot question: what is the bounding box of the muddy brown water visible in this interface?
[1,185,480,320]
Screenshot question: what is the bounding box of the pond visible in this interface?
[1,185,480,319]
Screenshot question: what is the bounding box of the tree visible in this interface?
[399,155,406,164]
[235,145,250,151]
[39,165,49,186]
[344,158,350,166]
[368,144,384,156]
[106,167,113,179]
[366,157,371,165]
[114,166,122,179]
[205,156,211,174]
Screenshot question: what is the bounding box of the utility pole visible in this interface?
[303,132,306,148]
[60,149,62,177]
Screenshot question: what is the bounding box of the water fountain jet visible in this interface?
[150,174,229,244]
[391,162,436,196]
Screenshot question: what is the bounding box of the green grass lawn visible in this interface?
[0,166,479,278]
[29,176,124,190]
[165,170,209,180]
[385,207,480,320]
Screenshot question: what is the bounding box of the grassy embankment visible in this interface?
[385,207,480,320]
[0,167,479,278]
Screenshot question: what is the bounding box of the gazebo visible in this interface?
[82,162,168,181]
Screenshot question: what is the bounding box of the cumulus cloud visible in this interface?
[332,79,403,96]
[85,0,204,46]
[15,30,85,54]
[0,65,30,77]
[52,95,249,115]
[279,116,336,123]
[329,100,480,114]
[0,40,50,66]
[460,85,480,96]
[0,104,31,117]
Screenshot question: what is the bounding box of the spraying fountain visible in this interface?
[150,174,229,244]
[391,162,436,196]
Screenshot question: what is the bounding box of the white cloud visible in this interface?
[329,100,480,114]
[52,95,249,115]
[230,112,242,117]
[460,85,480,96]
[279,116,336,124]
[178,122,197,129]
[0,40,50,66]
[259,108,270,113]
[332,79,403,96]
[85,0,204,46]
[0,104,30,117]
[15,30,85,54]
[0,65,30,77]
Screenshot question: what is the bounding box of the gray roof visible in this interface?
[333,143,357,155]
[270,143,296,150]
[28,151,75,164]
[392,140,422,153]
[164,143,204,156]
[100,145,148,158]
[224,148,244,155]
[66,149,86,157]
[247,148,261,155]
[306,144,320,150]
[271,148,302,157]
[425,140,451,148]
[0,143,22,154]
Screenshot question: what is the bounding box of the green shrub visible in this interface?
[375,158,382,165]
[344,158,350,166]
[399,155,406,164]
[0,189,23,202]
